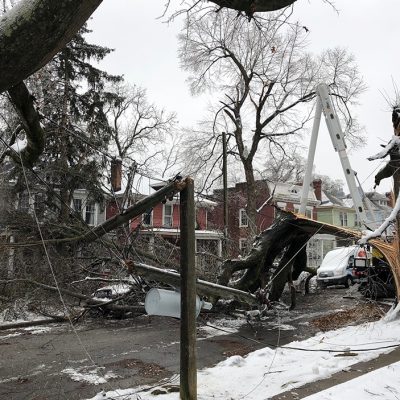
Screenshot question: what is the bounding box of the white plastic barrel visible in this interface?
[144,288,212,318]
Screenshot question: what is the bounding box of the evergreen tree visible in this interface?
[33,25,122,223]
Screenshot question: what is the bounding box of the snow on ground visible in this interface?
[23,326,53,334]
[61,366,119,385]
[197,317,242,339]
[303,361,400,399]
[87,304,400,400]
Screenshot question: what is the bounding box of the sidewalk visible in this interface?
[271,346,400,399]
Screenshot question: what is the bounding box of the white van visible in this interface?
[316,245,368,288]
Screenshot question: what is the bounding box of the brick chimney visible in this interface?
[312,179,322,201]
[111,159,122,192]
[386,191,394,208]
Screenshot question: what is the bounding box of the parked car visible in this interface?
[317,245,369,288]
[93,284,132,300]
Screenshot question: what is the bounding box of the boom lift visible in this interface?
[299,83,372,228]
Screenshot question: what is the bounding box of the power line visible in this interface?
[13,139,125,394]
[202,320,400,353]
[41,114,166,183]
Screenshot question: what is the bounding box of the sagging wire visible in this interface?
[0,134,141,265]
[240,307,282,399]
[41,114,167,184]
[13,139,125,395]
[202,321,400,353]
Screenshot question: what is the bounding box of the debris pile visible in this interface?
[311,303,386,332]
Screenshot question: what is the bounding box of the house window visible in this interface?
[239,238,248,254]
[73,198,82,213]
[339,211,348,227]
[85,201,96,226]
[239,208,248,227]
[163,204,173,227]
[142,209,153,226]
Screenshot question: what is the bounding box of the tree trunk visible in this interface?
[268,237,309,301]
[0,0,103,93]
[126,261,258,305]
[217,210,377,302]
[7,82,45,167]
[243,158,258,237]
[0,0,300,94]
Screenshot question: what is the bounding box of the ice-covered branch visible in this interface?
[359,193,400,244]
[367,135,400,161]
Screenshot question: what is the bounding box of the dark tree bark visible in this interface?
[0,0,102,93]
[7,81,44,167]
[218,211,313,301]
[209,0,296,13]
[0,278,145,314]
[217,210,399,303]
[0,0,298,94]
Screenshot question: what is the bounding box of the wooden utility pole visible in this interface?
[180,177,197,400]
[222,132,228,258]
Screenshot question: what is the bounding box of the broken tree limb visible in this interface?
[0,318,68,331]
[218,212,313,297]
[0,279,145,313]
[78,178,187,243]
[7,81,45,167]
[209,0,296,13]
[125,261,258,305]
[0,0,103,93]
[218,209,400,302]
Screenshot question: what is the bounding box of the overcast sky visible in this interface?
[88,0,400,194]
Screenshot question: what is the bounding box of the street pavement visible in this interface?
[0,287,378,400]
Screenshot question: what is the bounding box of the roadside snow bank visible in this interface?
[303,360,400,399]
[88,309,400,400]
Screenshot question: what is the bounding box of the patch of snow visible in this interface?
[359,192,400,243]
[93,283,132,298]
[0,332,22,340]
[0,309,54,326]
[367,135,400,161]
[198,318,242,339]
[269,323,296,331]
[23,326,52,334]
[303,361,400,399]
[87,311,400,400]
[10,138,27,153]
[62,367,118,385]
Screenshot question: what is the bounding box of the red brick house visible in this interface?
[105,183,223,273]
[211,180,320,257]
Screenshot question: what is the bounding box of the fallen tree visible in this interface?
[124,260,258,305]
[217,209,400,302]
[218,211,315,302]
[0,0,304,95]
[0,278,145,316]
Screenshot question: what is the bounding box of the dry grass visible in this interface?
[311,303,387,332]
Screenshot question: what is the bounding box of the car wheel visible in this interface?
[344,276,352,288]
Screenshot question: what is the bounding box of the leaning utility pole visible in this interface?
[222,132,229,258]
[180,178,197,400]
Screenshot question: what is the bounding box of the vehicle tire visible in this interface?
[344,276,352,288]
